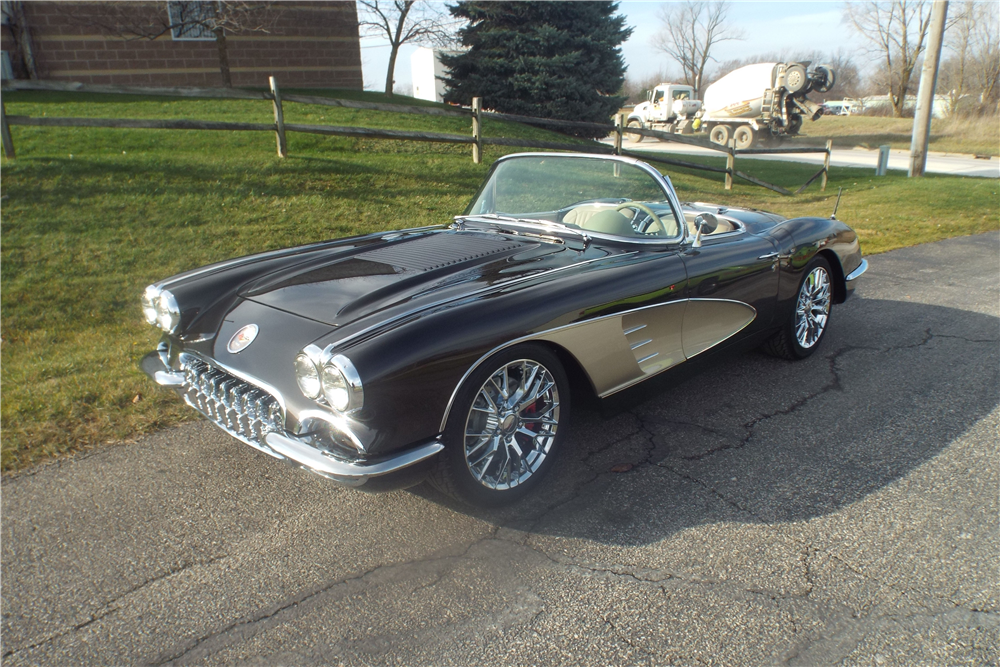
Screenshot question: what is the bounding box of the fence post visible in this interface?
[725,139,735,190]
[875,144,890,176]
[614,114,623,155]
[1,101,14,159]
[821,139,832,191]
[269,76,287,158]
[472,97,482,164]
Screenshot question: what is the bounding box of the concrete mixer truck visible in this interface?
[625,61,835,149]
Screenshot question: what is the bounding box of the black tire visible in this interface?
[763,256,834,360]
[428,343,571,507]
[813,65,835,93]
[626,119,644,143]
[734,124,756,150]
[709,124,730,146]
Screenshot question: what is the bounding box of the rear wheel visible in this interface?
[734,124,756,150]
[763,257,833,360]
[429,344,571,507]
[709,124,730,146]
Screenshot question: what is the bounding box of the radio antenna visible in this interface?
[831,187,843,220]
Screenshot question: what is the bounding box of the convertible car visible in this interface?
[141,153,866,506]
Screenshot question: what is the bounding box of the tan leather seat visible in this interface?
[562,204,616,227]
[578,209,635,236]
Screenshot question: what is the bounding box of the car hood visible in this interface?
[237,229,582,328]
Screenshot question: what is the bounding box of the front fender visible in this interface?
[326,251,689,456]
[771,217,862,313]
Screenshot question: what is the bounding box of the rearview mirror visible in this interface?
[692,212,718,248]
[695,212,719,234]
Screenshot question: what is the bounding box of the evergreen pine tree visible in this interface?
[441,2,632,139]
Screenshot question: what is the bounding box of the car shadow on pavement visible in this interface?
[411,296,1000,545]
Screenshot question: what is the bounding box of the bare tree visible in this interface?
[357,0,455,97]
[621,69,682,104]
[939,1,974,115]
[844,0,933,117]
[83,1,279,87]
[651,1,744,99]
[967,0,999,112]
[1,1,38,78]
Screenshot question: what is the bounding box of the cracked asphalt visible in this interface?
[3,232,998,666]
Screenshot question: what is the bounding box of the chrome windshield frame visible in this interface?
[461,153,689,246]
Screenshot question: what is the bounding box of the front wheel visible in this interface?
[429,344,571,507]
[626,119,644,143]
[763,257,833,360]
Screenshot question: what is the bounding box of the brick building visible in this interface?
[1,1,363,89]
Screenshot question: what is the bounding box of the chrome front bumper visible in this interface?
[141,351,444,486]
[264,432,443,486]
[846,258,868,284]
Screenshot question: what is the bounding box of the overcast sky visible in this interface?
[359,1,870,93]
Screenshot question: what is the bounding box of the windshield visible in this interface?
[464,156,680,240]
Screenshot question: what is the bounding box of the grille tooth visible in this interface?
[179,358,282,449]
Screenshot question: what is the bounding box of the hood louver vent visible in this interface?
[358,234,523,272]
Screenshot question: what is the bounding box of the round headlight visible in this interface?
[155,290,181,333]
[141,285,161,325]
[294,352,322,399]
[321,363,351,412]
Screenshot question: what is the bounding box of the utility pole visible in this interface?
[909,0,948,177]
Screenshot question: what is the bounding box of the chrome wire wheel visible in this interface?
[795,266,832,349]
[463,359,560,490]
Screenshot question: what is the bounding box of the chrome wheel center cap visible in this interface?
[500,414,518,434]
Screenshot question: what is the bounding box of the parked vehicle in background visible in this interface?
[822,100,861,116]
[626,62,836,149]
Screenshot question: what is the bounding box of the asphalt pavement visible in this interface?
[610,137,1000,179]
[3,232,998,666]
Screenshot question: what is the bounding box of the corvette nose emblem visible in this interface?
[227,324,259,353]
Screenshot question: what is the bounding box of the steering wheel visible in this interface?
[616,202,666,235]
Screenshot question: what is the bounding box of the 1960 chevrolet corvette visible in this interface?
[141,153,867,506]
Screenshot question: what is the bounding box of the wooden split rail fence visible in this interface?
[0,78,832,195]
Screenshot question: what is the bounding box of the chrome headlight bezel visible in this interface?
[294,345,364,414]
[321,352,364,414]
[155,290,182,333]
[142,285,181,333]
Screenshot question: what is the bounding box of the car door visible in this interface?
[679,227,780,354]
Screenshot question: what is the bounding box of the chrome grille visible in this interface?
[179,356,284,448]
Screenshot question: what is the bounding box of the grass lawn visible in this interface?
[2,90,997,473]
[796,114,1000,156]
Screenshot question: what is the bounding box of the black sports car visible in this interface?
[141,153,867,506]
